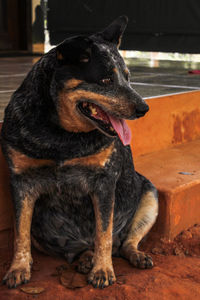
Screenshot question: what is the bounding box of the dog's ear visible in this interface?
[98,15,128,48]
[56,36,92,64]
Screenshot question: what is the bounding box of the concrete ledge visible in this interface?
[135,139,200,240]
[128,90,200,157]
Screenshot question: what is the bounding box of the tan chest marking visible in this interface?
[63,142,115,168]
[9,148,54,174]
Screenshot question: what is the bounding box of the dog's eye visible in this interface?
[100,78,112,85]
[80,54,90,63]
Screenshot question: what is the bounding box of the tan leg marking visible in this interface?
[9,147,54,174]
[121,190,158,269]
[63,142,115,168]
[88,196,116,288]
[3,197,35,288]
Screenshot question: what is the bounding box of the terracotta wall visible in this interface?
[128,91,200,157]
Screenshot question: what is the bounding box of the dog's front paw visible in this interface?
[88,266,116,289]
[3,257,32,288]
[3,267,31,288]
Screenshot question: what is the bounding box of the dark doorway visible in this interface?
[0,0,31,52]
[47,0,200,53]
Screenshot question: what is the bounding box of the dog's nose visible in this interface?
[135,103,149,117]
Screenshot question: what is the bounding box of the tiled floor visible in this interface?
[0,56,200,120]
[128,58,200,98]
[0,57,40,120]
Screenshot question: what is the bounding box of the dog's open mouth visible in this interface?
[78,102,131,145]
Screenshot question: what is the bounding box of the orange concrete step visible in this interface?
[135,138,200,240]
[128,90,200,157]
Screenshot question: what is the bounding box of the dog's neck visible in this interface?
[2,119,114,161]
[1,49,117,161]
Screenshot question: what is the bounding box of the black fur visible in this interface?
[1,16,156,272]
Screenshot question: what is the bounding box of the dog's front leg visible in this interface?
[3,184,37,288]
[88,191,116,288]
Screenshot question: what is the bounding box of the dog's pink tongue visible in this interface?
[108,115,131,146]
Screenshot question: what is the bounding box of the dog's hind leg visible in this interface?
[77,250,94,274]
[120,189,158,269]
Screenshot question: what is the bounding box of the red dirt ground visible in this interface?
[0,225,200,300]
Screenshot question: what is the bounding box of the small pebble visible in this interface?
[178,172,193,175]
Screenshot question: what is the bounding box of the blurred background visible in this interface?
[1,1,200,60]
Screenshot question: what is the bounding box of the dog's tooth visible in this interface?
[91,107,97,115]
[88,104,97,115]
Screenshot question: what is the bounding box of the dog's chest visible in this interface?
[61,141,116,169]
[55,142,123,195]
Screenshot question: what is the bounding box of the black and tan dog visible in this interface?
[1,16,158,289]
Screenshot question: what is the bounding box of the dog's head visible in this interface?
[54,16,149,145]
